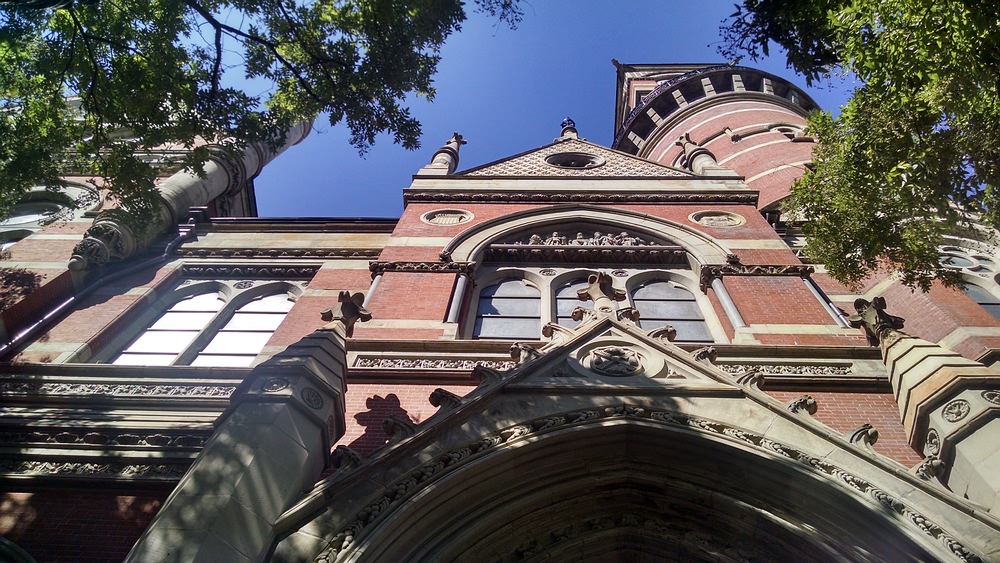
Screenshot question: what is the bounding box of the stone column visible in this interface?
[69,121,312,271]
[851,297,1000,511]
[125,292,369,562]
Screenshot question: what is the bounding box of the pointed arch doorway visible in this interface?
[332,419,947,562]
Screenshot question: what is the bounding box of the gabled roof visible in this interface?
[458,137,692,178]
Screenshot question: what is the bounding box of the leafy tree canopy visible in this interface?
[722,1,1000,290]
[0,0,521,225]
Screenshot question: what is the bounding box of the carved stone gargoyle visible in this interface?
[319,291,372,337]
[848,297,905,346]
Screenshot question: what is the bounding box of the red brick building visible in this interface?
[1,65,999,562]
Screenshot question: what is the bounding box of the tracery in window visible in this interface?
[467,267,721,343]
[473,279,540,340]
[192,293,294,367]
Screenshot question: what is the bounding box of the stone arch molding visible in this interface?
[285,410,983,563]
[442,204,732,267]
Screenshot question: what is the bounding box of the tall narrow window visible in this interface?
[631,280,712,343]
[473,279,541,340]
[554,278,590,328]
[192,293,294,367]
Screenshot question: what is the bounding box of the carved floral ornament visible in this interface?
[311,405,983,563]
[588,346,643,377]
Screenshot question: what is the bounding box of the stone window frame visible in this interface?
[90,279,303,366]
[466,266,726,343]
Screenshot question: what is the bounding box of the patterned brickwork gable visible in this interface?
[460,138,692,177]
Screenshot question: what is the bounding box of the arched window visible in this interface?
[192,293,294,367]
[113,289,294,367]
[554,277,589,328]
[631,280,712,343]
[473,279,541,340]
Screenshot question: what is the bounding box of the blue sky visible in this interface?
[253,0,855,219]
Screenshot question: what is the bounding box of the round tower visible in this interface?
[612,64,819,211]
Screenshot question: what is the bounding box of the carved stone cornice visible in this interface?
[369,261,476,278]
[180,264,320,279]
[699,263,814,291]
[0,381,236,398]
[404,191,758,206]
[0,429,210,449]
[174,248,381,260]
[0,459,189,480]
[353,357,516,371]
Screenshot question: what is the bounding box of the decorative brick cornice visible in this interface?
[175,248,381,260]
[369,261,476,278]
[404,191,757,206]
[180,263,320,279]
[699,264,814,291]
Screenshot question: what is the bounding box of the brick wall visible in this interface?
[766,390,923,467]
[0,490,166,563]
[726,276,832,325]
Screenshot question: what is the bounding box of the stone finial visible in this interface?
[577,272,626,315]
[319,291,372,337]
[417,132,466,175]
[559,117,578,140]
[849,297,905,346]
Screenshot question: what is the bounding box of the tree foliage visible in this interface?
[722,1,1000,290]
[0,0,521,224]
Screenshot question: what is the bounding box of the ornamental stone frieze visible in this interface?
[698,263,815,291]
[175,247,380,260]
[369,261,477,278]
[486,231,686,265]
[180,263,320,278]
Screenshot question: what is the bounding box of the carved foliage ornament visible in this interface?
[313,406,982,563]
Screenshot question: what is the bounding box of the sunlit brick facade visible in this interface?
[2,65,999,562]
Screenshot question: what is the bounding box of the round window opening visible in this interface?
[544,152,605,170]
